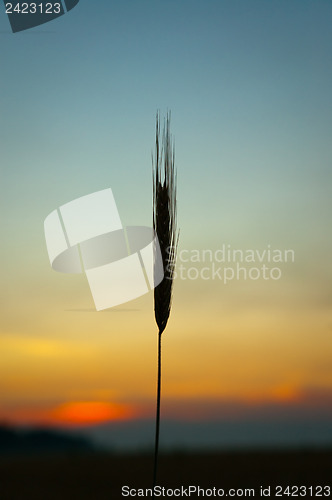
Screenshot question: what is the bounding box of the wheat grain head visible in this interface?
[153,112,178,335]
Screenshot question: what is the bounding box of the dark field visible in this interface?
[0,450,331,499]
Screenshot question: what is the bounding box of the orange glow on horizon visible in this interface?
[49,401,136,427]
[0,401,137,428]
[1,386,330,428]
[232,385,302,405]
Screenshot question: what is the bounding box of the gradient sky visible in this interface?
[1,1,331,432]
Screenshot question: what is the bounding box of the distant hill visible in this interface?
[80,417,332,453]
[0,425,92,455]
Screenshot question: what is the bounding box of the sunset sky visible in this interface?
[1,0,331,441]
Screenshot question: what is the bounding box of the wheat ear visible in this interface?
[152,112,178,492]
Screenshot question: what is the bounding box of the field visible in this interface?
[0,450,331,499]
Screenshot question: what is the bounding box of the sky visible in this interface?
[0,0,332,444]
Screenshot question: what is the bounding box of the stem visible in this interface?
[153,330,162,495]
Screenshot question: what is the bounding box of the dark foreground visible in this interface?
[0,450,331,499]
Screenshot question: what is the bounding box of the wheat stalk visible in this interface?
[152,112,178,492]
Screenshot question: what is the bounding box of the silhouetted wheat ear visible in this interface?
[152,112,178,494]
[153,112,178,334]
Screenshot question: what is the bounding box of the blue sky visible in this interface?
[1,0,331,240]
